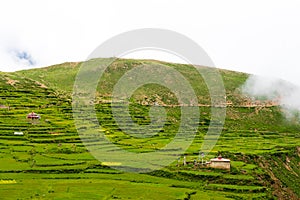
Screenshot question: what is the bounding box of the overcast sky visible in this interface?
[1,0,300,86]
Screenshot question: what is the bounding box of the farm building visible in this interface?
[0,104,9,109]
[27,112,41,120]
[207,156,230,170]
[14,132,24,136]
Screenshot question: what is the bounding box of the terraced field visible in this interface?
[0,59,299,199]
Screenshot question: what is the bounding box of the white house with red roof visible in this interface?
[207,155,230,170]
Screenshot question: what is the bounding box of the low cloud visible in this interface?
[0,43,38,72]
[13,49,36,66]
[242,75,300,120]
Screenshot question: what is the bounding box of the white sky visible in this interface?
[1,0,300,86]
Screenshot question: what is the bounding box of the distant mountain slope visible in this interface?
[14,62,81,93]
[13,58,250,104]
[0,58,299,199]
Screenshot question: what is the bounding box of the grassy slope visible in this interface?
[0,58,299,199]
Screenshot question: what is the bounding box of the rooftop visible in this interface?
[210,156,230,162]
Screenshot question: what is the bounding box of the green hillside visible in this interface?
[0,58,299,199]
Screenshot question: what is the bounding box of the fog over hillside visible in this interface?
[242,75,300,120]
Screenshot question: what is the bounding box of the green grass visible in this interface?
[206,183,265,192]
[0,58,299,199]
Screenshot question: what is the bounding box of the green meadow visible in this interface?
[0,59,299,199]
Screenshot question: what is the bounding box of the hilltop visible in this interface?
[0,58,299,199]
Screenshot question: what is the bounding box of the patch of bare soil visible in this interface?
[6,78,19,86]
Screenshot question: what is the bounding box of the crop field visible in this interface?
[0,59,299,199]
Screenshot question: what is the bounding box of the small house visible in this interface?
[14,132,24,136]
[27,112,41,120]
[207,156,230,170]
[0,105,9,109]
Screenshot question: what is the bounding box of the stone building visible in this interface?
[207,156,230,170]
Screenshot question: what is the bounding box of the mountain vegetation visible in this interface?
[0,58,299,199]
